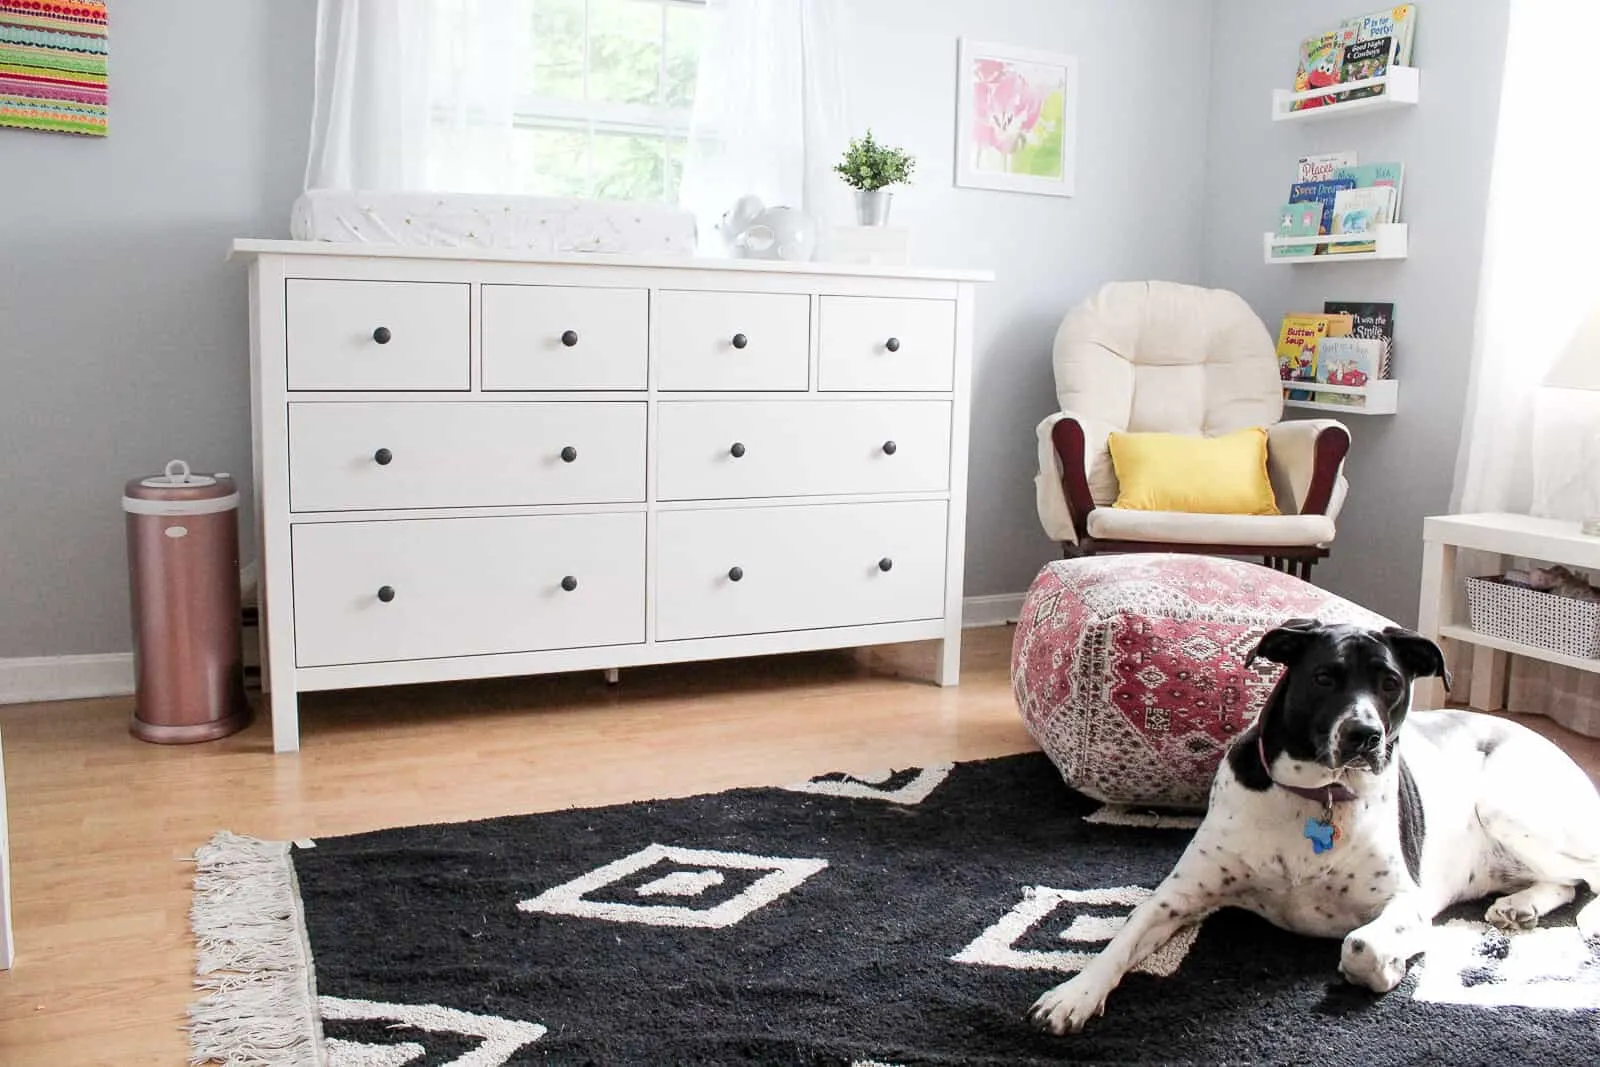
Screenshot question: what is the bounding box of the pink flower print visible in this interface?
[972,64,1043,156]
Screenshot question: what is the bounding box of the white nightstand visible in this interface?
[1417,512,1600,712]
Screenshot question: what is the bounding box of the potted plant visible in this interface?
[835,130,915,226]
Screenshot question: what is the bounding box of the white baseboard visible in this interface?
[962,593,1024,629]
[1,594,1025,705]
[0,653,135,706]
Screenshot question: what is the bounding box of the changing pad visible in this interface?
[290,190,698,255]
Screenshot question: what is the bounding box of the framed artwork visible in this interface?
[0,0,108,136]
[955,38,1077,197]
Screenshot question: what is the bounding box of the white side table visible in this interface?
[1417,512,1600,711]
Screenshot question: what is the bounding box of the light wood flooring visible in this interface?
[0,625,1596,1065]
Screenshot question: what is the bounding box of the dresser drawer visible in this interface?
[482,284,648,390]
[289,402,645,511]
[286,280,469,391]
[818,296,956,392]
[656,400,950,501]
[292,513,645,666]
[655,501,947,640]
[655,290,810,391]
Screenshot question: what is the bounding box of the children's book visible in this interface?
[1288,178,1357,250]
[1277,314,1333,399]
[1327,186,1395,254]
[1313,337,1385,406]
[1323,300,1395,377]
[1297,150,1357,183]
[1291,31,1346,110]
[1337,34,1392,99]
[1332,161,1405,220]
[1273,202,1324,259]
[1342,5,1416,68]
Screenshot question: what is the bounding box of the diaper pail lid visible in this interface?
[123,460,239,515]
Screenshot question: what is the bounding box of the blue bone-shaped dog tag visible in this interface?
[1304,818,1336,854]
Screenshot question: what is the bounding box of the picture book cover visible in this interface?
[1327,186,1394,254]
[1273,201,1324,258]
[1277,314,1332,399]
[1332,161,1405,220]
[1343,5,1416,67]
[1288,178,1358,249]
[1323,300,1395,377]
[1313,336,1385,406]
[1297,150,1357,183]
[1291,31,1345,110]
[1337,34,1392,99]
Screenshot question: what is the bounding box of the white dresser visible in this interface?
[233,241,986,752]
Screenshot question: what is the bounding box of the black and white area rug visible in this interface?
[190,754,1600,1065]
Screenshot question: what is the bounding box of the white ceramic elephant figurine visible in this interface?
[716,195,817,261]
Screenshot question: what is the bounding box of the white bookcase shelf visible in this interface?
[1271,67,1419,122]
[1281,378,1398,415]
[1263,223,1407,264]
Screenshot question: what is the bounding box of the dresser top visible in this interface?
[231,239,993,283]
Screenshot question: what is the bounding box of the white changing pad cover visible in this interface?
[290,190,698,255]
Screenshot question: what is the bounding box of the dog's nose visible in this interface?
[1342,721,1383,754]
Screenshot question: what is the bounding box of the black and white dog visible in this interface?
[1030,619,1600,1036]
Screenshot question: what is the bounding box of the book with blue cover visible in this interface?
[1288,178,1357,252]
[1332,161,1405,220]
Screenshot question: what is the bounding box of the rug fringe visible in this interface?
[188,831,322,1066]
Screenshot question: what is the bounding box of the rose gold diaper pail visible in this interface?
[122,460,250,743]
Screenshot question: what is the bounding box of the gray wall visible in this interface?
[847,0,1214,600]
[1198,0,1509,624]
[0,2,314,658]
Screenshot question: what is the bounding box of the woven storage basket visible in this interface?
[1464,576,1600,659]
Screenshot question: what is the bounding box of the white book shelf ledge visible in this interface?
[1271,67,1420,122]
[1264,223,1407,264]
[1281,378,1398,415]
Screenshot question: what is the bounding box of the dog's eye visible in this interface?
[1380,674,1403,695]
[1312,669,1336,688]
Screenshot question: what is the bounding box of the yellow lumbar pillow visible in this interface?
[1107,427,1280,515]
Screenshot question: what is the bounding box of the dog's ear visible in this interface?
[1248,618,1322,667]
[1381,627,1452,691]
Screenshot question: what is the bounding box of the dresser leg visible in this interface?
[604,668,620,686]
[271,686,300,753]
[935,635,961,687]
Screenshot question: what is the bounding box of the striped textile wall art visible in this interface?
[0,1,108,136]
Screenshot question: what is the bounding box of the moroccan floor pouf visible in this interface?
[1011,553,1392,811]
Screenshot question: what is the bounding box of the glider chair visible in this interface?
[1034,281,1352,580]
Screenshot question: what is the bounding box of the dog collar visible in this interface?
[1257,732,1359,805]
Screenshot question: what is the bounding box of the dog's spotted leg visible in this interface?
[1340,893,1429,993]
[1486,882,1578,931]
[1029,844,1222,1035]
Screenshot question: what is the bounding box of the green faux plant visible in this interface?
[834,130,916,192]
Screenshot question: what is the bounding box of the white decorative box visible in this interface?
[828,225,911,266]
[1464,576,1600,659]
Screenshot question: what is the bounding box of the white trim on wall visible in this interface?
[0,593,1025,705]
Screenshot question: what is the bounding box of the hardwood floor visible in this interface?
[0,625,1595,1065]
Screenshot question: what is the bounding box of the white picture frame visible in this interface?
[954,38,1079,197]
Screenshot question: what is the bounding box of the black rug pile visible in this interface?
[191,754,1600,1065]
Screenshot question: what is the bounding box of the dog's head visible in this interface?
[1248,619,1449,774]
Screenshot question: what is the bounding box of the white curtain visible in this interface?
[1451,0,1600,736]
[679,0,854,253]
[304,0,528,192]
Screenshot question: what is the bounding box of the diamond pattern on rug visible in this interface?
[1412,919,1600,1010]
[781,763,953,804]
[320,996,546,1066]
[951,885,1200,977]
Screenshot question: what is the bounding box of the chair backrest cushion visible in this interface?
[1053,280,1283,435]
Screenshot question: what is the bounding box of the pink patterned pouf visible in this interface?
[1011,554,1393,811]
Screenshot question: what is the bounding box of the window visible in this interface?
[509,0,704,202]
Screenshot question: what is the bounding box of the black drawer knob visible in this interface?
[560,445,578,463]
[878,558,894,572]
[729,442,746,458]
[373,447,393,465]
[728,566,744,582]
[561,329,579,347]
[885,336,901,352]
[561,575,578,592]
[882,440,897,456]
[372,326,392,345]
[377,585,396,602]
[731,332,749,350]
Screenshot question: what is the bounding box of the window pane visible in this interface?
[591,132,666,201]
[530,0,586,101]
[663,3,702,108]
[514,126,591,198]
[588,0,662,106]
[663,136,685,202]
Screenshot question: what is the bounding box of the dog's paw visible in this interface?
[1485,895,1541,931]
[1338,933,1409,994]
[1027,976,1108,1036]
